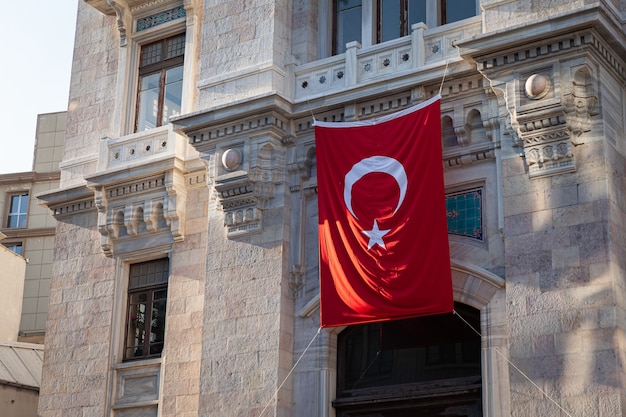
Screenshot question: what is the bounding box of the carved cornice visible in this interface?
[0,171,60,185]
[37,184,97,219]
[457,7,626,82]
[0,227,56,240]
[454,8,621,179]
[443,145,497,169]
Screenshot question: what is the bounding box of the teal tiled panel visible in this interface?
[445,188,483,240]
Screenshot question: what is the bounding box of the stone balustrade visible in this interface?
[293,17,482,102]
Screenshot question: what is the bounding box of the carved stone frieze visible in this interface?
[89,169,187,257]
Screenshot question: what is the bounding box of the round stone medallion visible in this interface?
[525,74,550,99]
[222,148,242,171]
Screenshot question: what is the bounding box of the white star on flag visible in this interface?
[361,219,391,250]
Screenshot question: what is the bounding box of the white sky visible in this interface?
[0,1,78,174]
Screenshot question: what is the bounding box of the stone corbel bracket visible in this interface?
[516,68,597,178]
[214,135,284,238]
[214,171,263,238]
[106,0,129,47]
[173,96,291,239]
[561,65,600,141]
[89,168,187,257]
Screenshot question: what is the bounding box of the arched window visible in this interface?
[335,303,482,416]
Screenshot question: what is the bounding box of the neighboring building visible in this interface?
[0,236,27,342]
[0,341,44,417]
[0,237,42,417]
[37,1,626,416]
[0,111,65,344]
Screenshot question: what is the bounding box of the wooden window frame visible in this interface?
[134,34,185,132]
[123,258,169,361]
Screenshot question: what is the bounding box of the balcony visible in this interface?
[293,17,482,103]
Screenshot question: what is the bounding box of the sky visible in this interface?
[0,1,78,174]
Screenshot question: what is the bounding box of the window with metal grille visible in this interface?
[135,33,185,132]
[124,258,169,360]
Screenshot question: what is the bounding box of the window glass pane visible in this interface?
[126,292,148,358]
[162,67,183,125]
[380,0,401,43]
[141,41,163,67]
[443,0,476,24]
[136,73,161,131]
[5,243,23,256]
[7,194,28,228]
[129,258,169,289]
[408,0,427,26]
[166,34,186,59]
[149,296,167,355]
[335,0,362,54]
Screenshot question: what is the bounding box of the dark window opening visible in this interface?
[335,303,483,416]
[124,258,169,360]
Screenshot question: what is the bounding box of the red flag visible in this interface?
[315,95,452,328]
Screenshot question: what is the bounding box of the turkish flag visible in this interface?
[315,95,453,328]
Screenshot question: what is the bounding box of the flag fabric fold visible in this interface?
[315,95,453,328]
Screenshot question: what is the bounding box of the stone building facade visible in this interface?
[37,0,626,416]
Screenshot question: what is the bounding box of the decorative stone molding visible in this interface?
[515,66,597,178]
[106,0,128,46]
[456,10,622,179]
[214,171,262,237]
[175,97,290,238]
[37,185,98,221]
[90,169,187,256]
[444,146,497,168]
[286,140,318,295]
[562,65,599,138]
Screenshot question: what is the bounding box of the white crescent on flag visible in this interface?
[343,156,408,221]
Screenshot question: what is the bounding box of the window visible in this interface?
[332,0,477,54]
[5,242,23,256]
[135,34,185,132]
[441,0,476,25]
[379,0,426,43]
[6,193,28,228]
[124,258,169,360]
[334,0,362,54]
[335,303,482,416]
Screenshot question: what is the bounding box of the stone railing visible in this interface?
[293,17,482,102]
[97,126,188,172]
